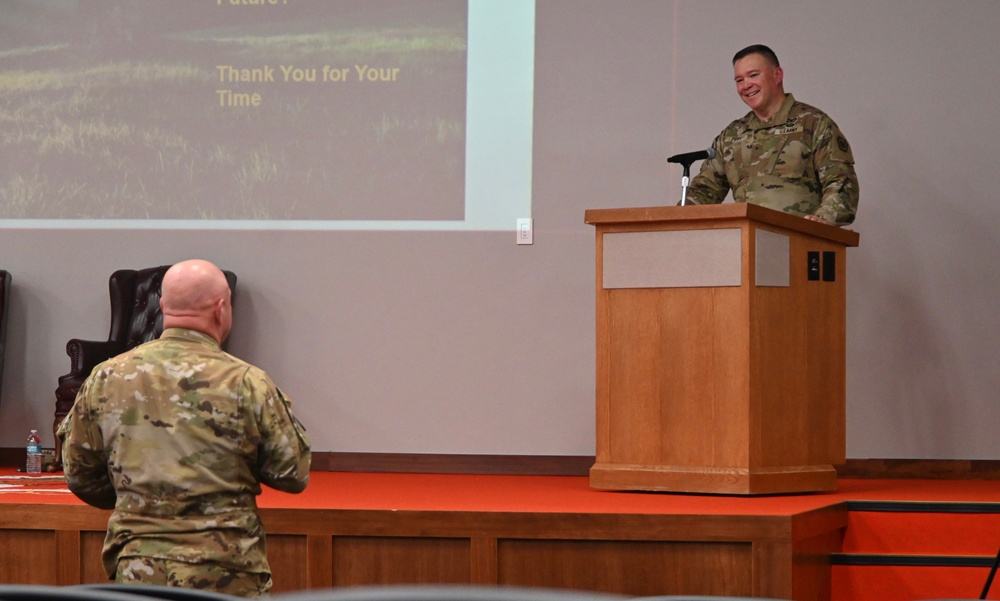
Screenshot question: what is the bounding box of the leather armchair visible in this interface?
[52,265,236,469]
[0,270,10,412]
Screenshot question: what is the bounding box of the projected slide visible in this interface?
[0,0,534,230]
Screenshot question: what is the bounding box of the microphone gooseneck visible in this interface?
[671,148,716,206]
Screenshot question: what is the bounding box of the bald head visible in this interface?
[160,260,232,344]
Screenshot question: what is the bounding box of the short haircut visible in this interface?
[733,44,780,68]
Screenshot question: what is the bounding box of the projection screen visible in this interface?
[0,0,535,231]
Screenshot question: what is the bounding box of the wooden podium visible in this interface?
[585,203,860,495]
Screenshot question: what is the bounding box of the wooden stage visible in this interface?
[3,470,997,601]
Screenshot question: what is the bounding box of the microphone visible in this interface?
[667,148,716,165]
[670,148,716,206]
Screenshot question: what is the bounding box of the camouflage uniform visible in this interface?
[116,557,271,597]
[58,327,311,597]
[685,93,859,226]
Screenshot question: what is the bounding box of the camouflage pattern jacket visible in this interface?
[685,94,859,226]
[58,327,311,578]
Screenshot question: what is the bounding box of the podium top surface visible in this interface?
[584,203,860,247]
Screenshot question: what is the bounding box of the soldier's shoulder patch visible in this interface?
[837,136,850,152]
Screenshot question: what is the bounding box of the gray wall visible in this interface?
[2,0,999,460]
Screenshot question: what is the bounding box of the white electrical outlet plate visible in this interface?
[516,218,533,245]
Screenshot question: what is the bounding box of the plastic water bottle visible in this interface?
[26,429,42,474]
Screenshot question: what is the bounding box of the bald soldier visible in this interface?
[59,259,311,598]
[684,44,859,226]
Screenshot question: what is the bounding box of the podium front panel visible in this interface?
[602,228,741,289]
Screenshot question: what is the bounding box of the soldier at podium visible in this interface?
[683,44,859,227]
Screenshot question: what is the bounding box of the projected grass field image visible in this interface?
[0,0,467,221]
